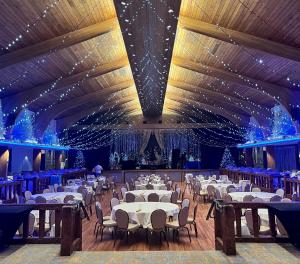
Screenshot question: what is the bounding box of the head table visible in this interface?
[111,202,179,227]
[126,190,172,201]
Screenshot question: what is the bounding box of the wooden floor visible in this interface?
[82,182,215,251]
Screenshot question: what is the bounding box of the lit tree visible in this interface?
[43,120,59,145]
[12,108,36,143]
[0,100,5,139]
[271,105,295,138]
[220,147,236,168]
[74,150,85,168]
[245,117,264,142]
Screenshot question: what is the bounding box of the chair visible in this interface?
[160,195,170,203]
[110,197,120,210]
[251,187,261,192]
[166,183,172,191]
[215,188,222,199]
[193,184,207,202]
[207,185,216,201]
[43,189,50,194]
[84,192,94,216]
[135,196,145,202]
[223,193,233,203]
[94,202,116,241]
[146,209,168,246]
[56,186,64,192]
[187,204,198,237]
[270,195,282,202]
[63,195,75,203]
[226,185,236,193]
[95,184,103,201]
[252,197,264,203]
[166,207,191,242]
[292,192,298,201]
[77,186,85,194]
[120,187,127,200]
[245,210,270,235]
[24,190,32,201]
[170,191,179,204]
[148,193,159,202]
[35,196,47,204]
[276,188,284,198]
[112,190,120,200]
[125,192,135,203]
[146,184,154,190]
[281,198,292,202]
[181,198,190,209]
[53,183,59,192]
[244,184,251,192]
[159,185,167,190]
[113,209,140,246]
[243,195,254,202]
[18,213,35,237]
[25,199,36,204]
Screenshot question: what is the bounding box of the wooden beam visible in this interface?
[35,84,135,135]
[3,57,129,113]
[179,16,300,63]
[0,18,119,70]
[164,96,249,126]
[172,56,296,111]
[168,79,271,127]
[72,122,232,130]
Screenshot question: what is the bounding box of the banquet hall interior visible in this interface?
[1,0,300,263]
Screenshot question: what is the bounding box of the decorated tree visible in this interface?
[74,150,85,168]
[220,147,236,168]
[12,108,36,143]
[43,120,59,145]
[0,100,5,139]
[245,117,264,142]
[271,105,295,138]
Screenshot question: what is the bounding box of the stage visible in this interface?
[102,169,219,183]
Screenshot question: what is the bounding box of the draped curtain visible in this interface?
[275,146,297,171]
[139,130,152,154]
[154,129,164,151]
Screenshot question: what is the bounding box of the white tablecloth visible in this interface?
[64,185,93,193]
[126,190,172,201]
[201,183,238,196]
[31,192,83,203]
[135,183,166,190]
[111,202,179,227]
[229,192,277,202]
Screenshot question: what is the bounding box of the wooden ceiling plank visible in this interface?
[2,57,129,113]
[179,16,300,63]
[0,17,119,70]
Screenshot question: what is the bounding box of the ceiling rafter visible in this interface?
[0,18,119,70]
[2,57,129,113]
[179,16,300,63]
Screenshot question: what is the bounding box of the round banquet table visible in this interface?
[135,183,166,190]
[201,183,238,196]
[126,190,171,201]
[111,202,179,227]
[31,192,83,203]
[64,185,93,193]
[229,192,277,202]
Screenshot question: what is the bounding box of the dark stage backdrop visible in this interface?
[68,146,110,171]
[201,145,239,169]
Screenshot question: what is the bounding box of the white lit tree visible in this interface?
[0,100,5,139]
[74,150,85,168]
[220,147,236,168]
[271,105,296,138]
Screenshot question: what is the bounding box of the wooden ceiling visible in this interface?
[0,0,299,138]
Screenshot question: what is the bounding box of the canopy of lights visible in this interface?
[0,0,299,151]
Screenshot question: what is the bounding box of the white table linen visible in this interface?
[64,185,93,193]
[31,192,83,203]
[126,190,172,201]
[135,183,166,190]
[201,183,238,196]
[229,192,277,202]
[111,202,179,227]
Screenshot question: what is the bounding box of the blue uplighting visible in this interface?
[237,136,300,148]
[0,140,69,150]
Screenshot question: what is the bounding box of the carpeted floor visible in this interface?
[1,243,300,264]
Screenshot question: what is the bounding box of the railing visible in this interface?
[207,200,289,255]
[0,181,22,201]
[9,202,83,256]
[284,177,300,199]
[220,169,274,192]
